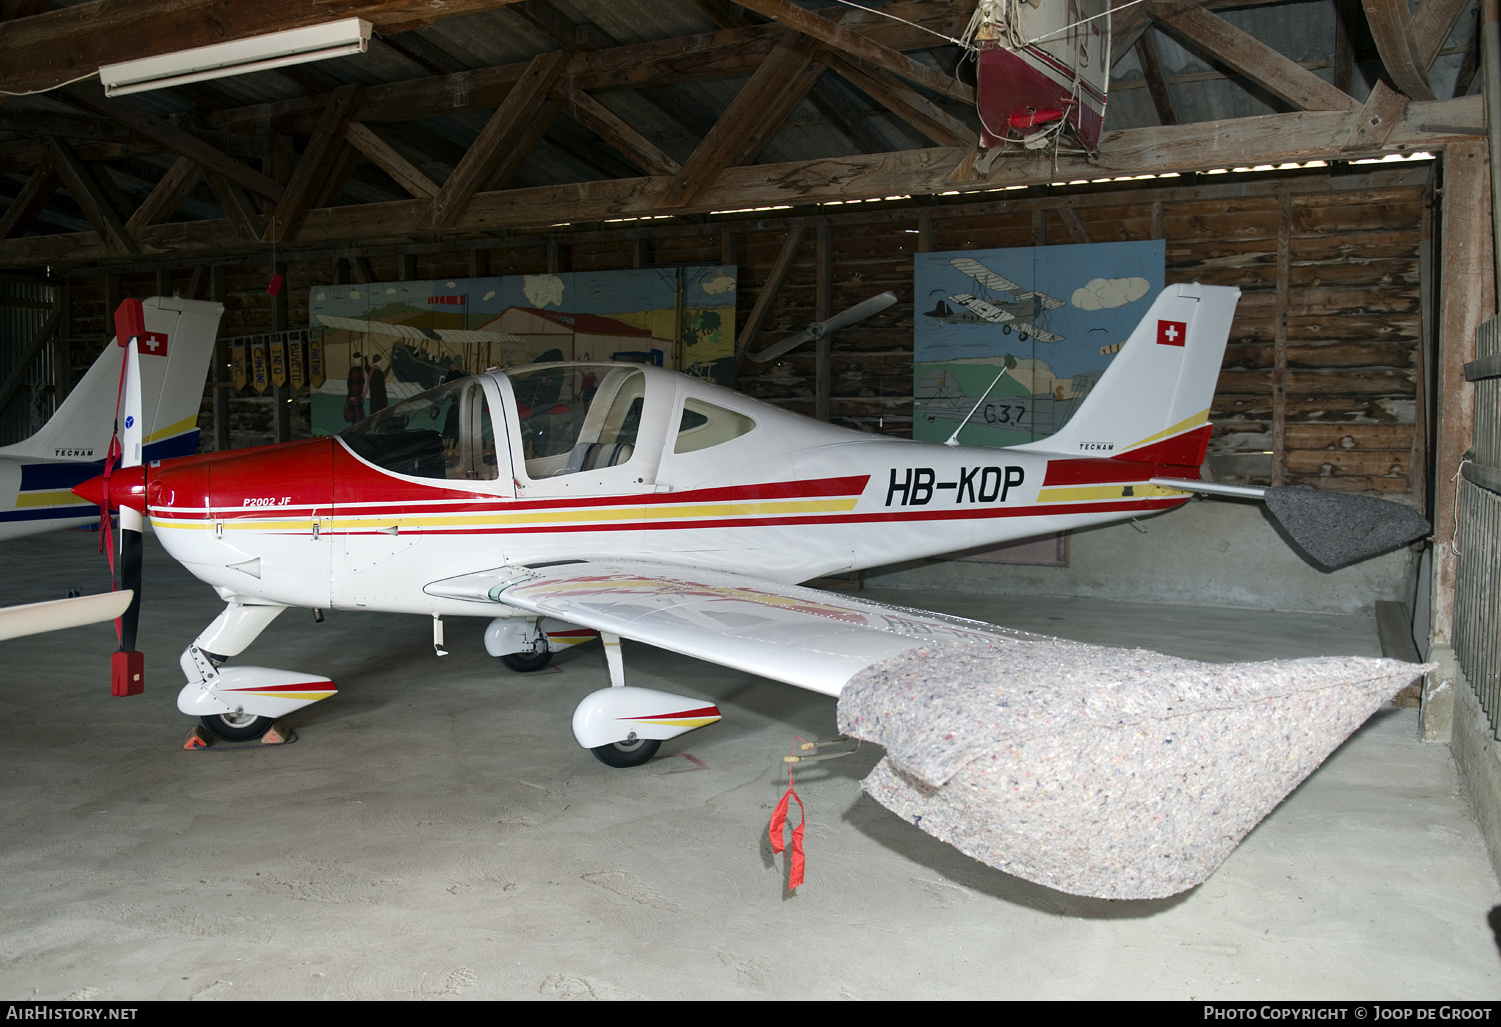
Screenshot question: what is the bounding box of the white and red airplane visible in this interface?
[71,283,1425,762]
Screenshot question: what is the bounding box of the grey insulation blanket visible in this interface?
[836,641,1429,900]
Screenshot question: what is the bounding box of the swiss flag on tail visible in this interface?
[1156,320,1187,347]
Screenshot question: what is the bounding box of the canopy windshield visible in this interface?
[505,364,644,479]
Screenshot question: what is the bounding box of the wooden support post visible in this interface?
[1427,140,1494,741]
[917,214,931,253]
[400,253,418,281]
[156,269,171,296]
[52,279,71,407]
[1272,191,1291,486]
[816,223,832,422]
[212,265,229,452]
[547,240,563,274]
[470,248,490,278]
[721,230,737,268]
[272,261,291,444]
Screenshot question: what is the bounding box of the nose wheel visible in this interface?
[501,649,553,672]
[200,711,275,742]
[590,737,660,768]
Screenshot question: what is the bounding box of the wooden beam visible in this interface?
[1,95,1481,268]
[732,225,804,382]
[123,155,200,233]
[1344,0,1469,150]
[1150,2,1359,111]
[66,82,286,202]
[0,0,527,95]
[732,0,974,104]
[656,31,824,210]
[0,157,58,238]
[346,121,439,199]
[815,222,831,422]
[1431,141,1492,647]
[549,83,681,177]
[1057,204,1092,245]
[1136,29,1179,126]
[268,84,363,243]
[203,170,264,243]
[823,49,976,148]
[1362,0,1435,101]
[38,135,136,254]
[1272,191,1290,486]
[426,48,570,228]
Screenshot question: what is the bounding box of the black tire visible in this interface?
[1001,324,1012,335]
[501,649,553,672]
[1018,332,1030,342]
[201,711,274,742]
[591,738,661,768]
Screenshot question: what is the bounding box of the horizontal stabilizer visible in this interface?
[1264,487,1431,570]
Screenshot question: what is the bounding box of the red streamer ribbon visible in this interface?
[769,780,806,890]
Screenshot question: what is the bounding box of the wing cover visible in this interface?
[950,257,1021,294]
[426,560,1049,696]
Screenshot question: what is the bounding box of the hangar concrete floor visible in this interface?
[1,529,1498,1001]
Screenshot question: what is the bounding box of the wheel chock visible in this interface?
[183,724,212,750]
[259,720,296,745]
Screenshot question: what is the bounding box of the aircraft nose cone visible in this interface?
[71,464,146,513]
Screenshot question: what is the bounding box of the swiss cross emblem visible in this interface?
[1156,320,1186,347]
[138,331,169,357]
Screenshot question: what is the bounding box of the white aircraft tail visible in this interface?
[1012,283,1239,466]
[0,296,222,464]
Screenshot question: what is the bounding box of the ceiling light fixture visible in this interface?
[99,18,372,97]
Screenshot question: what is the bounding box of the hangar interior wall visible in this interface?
[49,162,1432,612]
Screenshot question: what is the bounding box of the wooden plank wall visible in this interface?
[54,162,1430,507]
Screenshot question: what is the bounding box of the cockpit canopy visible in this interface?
[340,361,761,486]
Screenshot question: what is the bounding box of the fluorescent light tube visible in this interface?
[99,18,371,97]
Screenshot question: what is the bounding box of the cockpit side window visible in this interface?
[674,397,756,454]
[510,365,644,479]
[341,379,498,481]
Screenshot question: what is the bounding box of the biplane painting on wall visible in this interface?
[307,266,737,435]
[913,240,1165,448]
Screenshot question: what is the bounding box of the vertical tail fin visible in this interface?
[1012,283,1239,466]
[0,297,222,463]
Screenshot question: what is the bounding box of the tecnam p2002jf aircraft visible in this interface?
[73,284,1425,765]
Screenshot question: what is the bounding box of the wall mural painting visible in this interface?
[913,240,1165,566]
[307,266,737,436]
[913,240,1166,448]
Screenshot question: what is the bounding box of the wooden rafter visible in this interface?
[123,155,201,233]
[426,49,569,228]
[1135,29,1178,126]
[550,84,681,178]
[1150,3,1358,112]
[1343,0,1468,150]
[268,83,363,243]
[203,170,264,243]
[66,82,285,202]
[345,121,440,199]
[0,157,59,238]
[732,226,806,381]
[656,31,825,211]
[0,0,528,95]
[822,50,975,148]
[38,135,137,254]
[733,0,973,105]
[1361,0,1435,101]
[0,81,1484,269]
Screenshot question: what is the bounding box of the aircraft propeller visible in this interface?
[744,291,898,363]
[71,299,152,697]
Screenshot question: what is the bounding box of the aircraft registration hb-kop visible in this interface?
[72,282,1424,765]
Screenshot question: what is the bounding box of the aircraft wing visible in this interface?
[950,294,1017,324]
[425,560,1055,697]
[315,315,523,345]
[1011,321,1065,343]
[950,257,1021,295]
[1017,290,1066,311]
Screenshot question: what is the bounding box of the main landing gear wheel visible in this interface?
[200,711,274,742]
[501,649,553,673]
[591,737,661,768]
